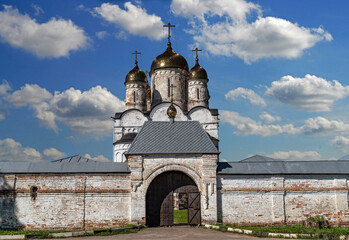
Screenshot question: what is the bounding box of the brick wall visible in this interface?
[218,174,349,226]
[0,174,131,230]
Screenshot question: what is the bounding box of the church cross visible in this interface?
[132,50,141,65]
[163,22,175,44]
[192,47,202,63]
[170,83,176,103]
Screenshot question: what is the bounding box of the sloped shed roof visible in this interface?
[0,155,129,173]
[126,121,219,155]
[218,160,349,175]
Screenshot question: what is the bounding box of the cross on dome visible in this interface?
[192,48,202,64]
[132,50,141,65]
[163,22,175,45]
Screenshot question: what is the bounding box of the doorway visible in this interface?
[146,171,201,227]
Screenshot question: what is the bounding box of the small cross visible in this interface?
[163,22,175,44]
[192,48,202,63]
[132,50,141,65]
[170,83,176,103]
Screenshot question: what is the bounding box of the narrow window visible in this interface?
[30,186,38,201]
[168,78,171,97]
[197,88,200,100]
[133,91,136,102]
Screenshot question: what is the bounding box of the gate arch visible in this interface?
[146,171,201,227]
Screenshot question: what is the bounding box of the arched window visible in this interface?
[133,91,136,102]
[197,88,200,100]
[168,78,171,97]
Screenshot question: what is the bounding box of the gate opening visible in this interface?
[146,171,201,227]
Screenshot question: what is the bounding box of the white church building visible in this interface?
[1,27,349,230]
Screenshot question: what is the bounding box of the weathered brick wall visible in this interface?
[218,174,349,226]
[0,174,131,230]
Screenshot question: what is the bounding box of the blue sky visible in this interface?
[0,0,349,162]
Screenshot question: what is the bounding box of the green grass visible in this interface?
[174,209,188,224]
[216,223,349,238]
[0,224,140,236]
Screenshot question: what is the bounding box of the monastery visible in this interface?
[1,24,349,230]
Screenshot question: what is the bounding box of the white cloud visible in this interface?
[7,83,52,107]
[43,148,65,160]
[84,153,111,162]
[0,113,4,120]
[221,110,349,137]
[115,31,128,40]
[259,112,281,123]
[225,87,266,107]
[331,136,349,152]
[32,4,44,16]
[0,5,89,58]
[0,79,11,95]
[266,74,349,112]
[0,138,42,162]
[96,31,108,39]
[6,83,125,136]
[95,2,166,40]
[220,110,298,136]
[267,150,321,161]
[171,0,332,63]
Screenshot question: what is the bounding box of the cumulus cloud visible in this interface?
[266,74,349,112]
[0,138,43,162]
[220,110,298,136]
[95,2,166,40]
[259,112,281,123]
[331,136,349,152]
[267,150,321,161]
[221,110,349,137]
[7,84,52,107]
[6,83,125,136]
[43,148,65,160]
[84,153,111,162]
[225,87,266,107]
[0,5,89,58]
[171,0,332,63]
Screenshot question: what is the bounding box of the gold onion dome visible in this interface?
[125,61,147,85]
[150,43,189,74]
[189,59,208,80]
[167,103,177,118]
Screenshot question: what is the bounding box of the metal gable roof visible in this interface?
[126,121,219,155]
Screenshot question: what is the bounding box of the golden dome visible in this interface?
[167,103,177,118]
[189,59,208,80]
[125,62,147,85]
[150,43,189,74]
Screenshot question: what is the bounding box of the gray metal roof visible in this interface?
[239,155,278,162]
[218,160,349,175]
[127,121,219,155]
[0,155,130,173]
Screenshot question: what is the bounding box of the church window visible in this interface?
[168,78,171,97]
[197,88,200,100]
[133,91,136,102]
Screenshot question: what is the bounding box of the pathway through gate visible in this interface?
[146,171,201,227]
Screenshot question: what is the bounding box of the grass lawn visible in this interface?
[174,209,188,224]
[216,223,349,238]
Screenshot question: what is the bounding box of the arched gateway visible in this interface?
[146,171,200,226]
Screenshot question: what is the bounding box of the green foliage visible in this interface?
[307,216,325,222]
[174,209,188,224]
